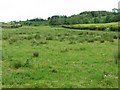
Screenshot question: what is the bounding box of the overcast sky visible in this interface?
[0,0,119,22]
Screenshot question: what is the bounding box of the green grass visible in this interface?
[62,22,119,31]
[2,26,118,88]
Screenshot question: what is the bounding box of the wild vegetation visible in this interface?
[2,25,118,88]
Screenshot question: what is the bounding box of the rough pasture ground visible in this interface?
[62,22,118,31]
[2,26,118,88]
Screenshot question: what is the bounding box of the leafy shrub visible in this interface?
[33,52,39,57]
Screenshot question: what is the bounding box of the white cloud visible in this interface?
[0,0,119,22]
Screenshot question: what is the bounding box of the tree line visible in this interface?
[16,10,119,26]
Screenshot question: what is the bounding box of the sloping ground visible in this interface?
[62,22,119,31]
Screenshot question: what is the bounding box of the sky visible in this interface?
[0,0,119,22]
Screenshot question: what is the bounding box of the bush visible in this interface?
[33,52,39,57]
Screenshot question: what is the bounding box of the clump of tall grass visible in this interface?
[77,37,85,43]
[64,33,70,36]
[33,51,39,57]
[94,36,101,41]
[99,38,105,43]
[39,40,48,44]
[27,35,33,40]
[24,59,31,67]
[87,36,94,43]
[31,39,38,45]
[8,37,18,44]
[46,35,53,40]
[114,50,120,64]
[113,34,118,39]
[34,34,41,40]
[78,32,83,35]
[60,48,68,53]
[3,35,9,40]
[12,61,23,69]
[59,36,65,42]
[69,40,77,44]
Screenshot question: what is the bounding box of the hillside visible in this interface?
[8,10,119,26]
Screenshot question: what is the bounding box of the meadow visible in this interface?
[62,22,118,31]
[2,26,118,88]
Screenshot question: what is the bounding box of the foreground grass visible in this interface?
[2,26,118,88]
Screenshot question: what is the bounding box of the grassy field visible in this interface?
[62,22,118,31]
[2,26,118,88]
